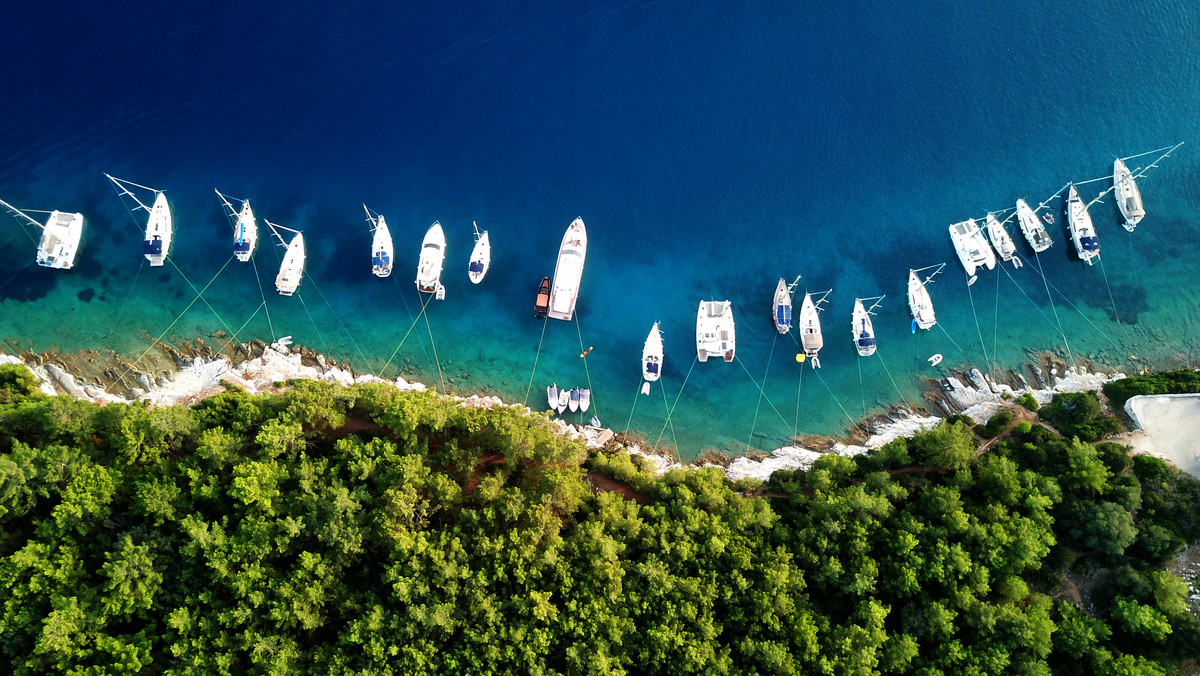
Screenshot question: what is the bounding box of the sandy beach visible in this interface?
[1123,394,1200,479]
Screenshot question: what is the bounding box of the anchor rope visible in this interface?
[794,359,805,441]
[296,292,330,356]
[966,278,994,375]
[1028,252,1075,365]
[391,276,431,363]
[935,322,968,356]
[575,313,597,419]
[109,259,145,335]
[522,317,549,407]
[0,258,35,295]
[857,357,867,419]
[746,333,779,451]
[874,352,911,408]
[654,356,697,451]
[421,302,447,393]
[166,258,244,351]
[306,275,373,370]
[250,257,276,343]
[623,380,641,434]
[1040,269,1125,352]
[662,378,679,452]
[814,367,863,435]
[1097,256,1122,325]
[999,259,1073,360]
[380,291,434,377]
[992,268,1001,373]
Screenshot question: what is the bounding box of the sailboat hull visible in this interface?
[276,233,306,296]
[468,230,491,284]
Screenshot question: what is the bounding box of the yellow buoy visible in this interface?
[796,353,805,363]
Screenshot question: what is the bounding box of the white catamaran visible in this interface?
[949,218,995,284]
[1113,158,1145,233]
[908,264,944,331]
[851,296,883,357]
[268,221,305,296]
[696,300,735,363]
[1015,198,1053,253]
[984,213,1022,269]
[1065,184,1100,266]
[641,321,663,395]
[106,174,172,267]
[416,221,446,297]
[798,290,831,369]
[548,217,587,321]
[0,198,84,270]
[216,190,258,262]
[363,205,393,278]
[468,221,491,284]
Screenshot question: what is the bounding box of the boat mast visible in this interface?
[787,274,802,292]
[913,262,946,286]
[809,288,833,311]
[0,198,46,229]
[857,294,886,314]
[265,220,299,246]
[363,204,379,230]
[105,173,159,212]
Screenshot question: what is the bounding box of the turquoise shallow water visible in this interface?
[2,2,1200,459]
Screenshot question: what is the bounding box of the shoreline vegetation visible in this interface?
[2,351,1200,673]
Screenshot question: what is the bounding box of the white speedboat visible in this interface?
[0,199,84,270]
[851,296,882,357]
[547,383,558,410]
[468,221,491,284]
[569,388,580,412]
[580,388,591,413]
[556,388,569,414]
[1015,198,1053,253]
[106,174,172,267]
[642,321,663,394]
[1113,158,1145,232]
[798,290,829,369]
[985,213,1022,269]
[1065,184,1100,266]
[908,264,943,331]
[548,217,587,321]
[948,218,995,284]
[416,221,446,295]
[216,190,258,262]
[364,205,393,278]
[696,300,735,363]
[772,277,793,334]
[268,221,305,296]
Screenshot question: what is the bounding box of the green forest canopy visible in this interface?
[0,364,1198,675]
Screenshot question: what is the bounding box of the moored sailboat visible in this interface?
[798,290,831,369]
[1065,184,1100,266]
[364,205,393,278]
[415,221,446,296]
[1016,198,1053,253]
[642,321,663,394]
[468,221,491,284]
[548,218,587,321]
[268,221,305,296]
[0,198,84,270]
[696,300,735,363]
[106,174,172,267]
[773,277,793,334]
[851,296,883,357]
[1113,158,1145,232]
[984,213,1022,269]
[216,190,258,262]
[948,218,995,285]
[908,264,944,331]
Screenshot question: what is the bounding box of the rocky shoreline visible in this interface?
[0,339,1125,483]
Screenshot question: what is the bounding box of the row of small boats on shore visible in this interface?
[949,157,1146,285]
[545,383,591,414]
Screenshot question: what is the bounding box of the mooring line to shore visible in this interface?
[1039,270,1125,353]
[166,258,244,349]
[575,314,597,419]
[306,275,374,371]
[661,379,679,452]
[250,257,276,343]
[874,352,911,408]
[734,356,791,431]
[654,356,697,452]
[992,268,1001,374]
[857,357,867,420]
[391,276,431,363]
[813,366,865,436]
[114,255,236,389]
[522,317,549,407]
[110,259,145,334]
[794,359,805,441]
[623,381,641,434]
[965,278,994,376]
[421,303,447,394]
[1098,256,1121,325]
[221,302,265,353]
[0,258,35,296]
[296,292,331,356]
[379,290,434,378]
[746,333,779,451]
[935,323,968,357]
[999,258,1072,361]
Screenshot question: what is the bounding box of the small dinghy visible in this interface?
[364,204,394,278]
[468,221,491,283]
[547,383,558,410]
[579,388,591,413]
[556,388,570,413]
[217,190,258,262]
[568,388,580,412]
[928,354,943,366]
[534,277,550,318]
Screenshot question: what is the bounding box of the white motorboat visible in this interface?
[908,264,943,331]
[268,221,305,296]
[468,221,491,284]
[364,205,393,278]
[547,383,558,410]
[1015,198,1053,253]
[851,296,882,357]
[642,322,663,391]
[798,290,830,369]
[580,388,591,413]
[217,191,259,262]
[1113,158,1145,232]
[106,174,172,267]
[1065,184,1100,266]
[0,199,84,270]
[985,213,1022,269]
[569,388,580,412]
[948,218,995,284]
[556,388,569,414]
[696,300,735,363]
[416,221,446,295]
[548,217,587,321]
[773,277,793,334]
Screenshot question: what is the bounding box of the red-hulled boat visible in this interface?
[534,277,550,318]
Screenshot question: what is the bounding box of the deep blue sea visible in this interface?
[3,2,1200,458]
